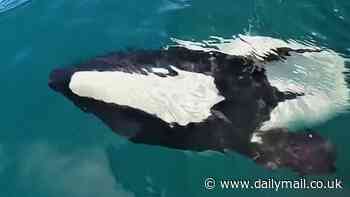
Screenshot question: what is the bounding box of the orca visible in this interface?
[49,44,336,175]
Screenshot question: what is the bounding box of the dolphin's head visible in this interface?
[49,68,72,92]
[252,128,336,175]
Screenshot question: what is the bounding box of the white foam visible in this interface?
[173,35,349,130]
[69,67,225,126]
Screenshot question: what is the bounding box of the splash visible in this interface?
[172,35,349,130]
[0,0,30,13]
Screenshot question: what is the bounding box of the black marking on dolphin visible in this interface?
[49,46,335,175]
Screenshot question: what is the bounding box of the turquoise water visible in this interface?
[0,0,350,196]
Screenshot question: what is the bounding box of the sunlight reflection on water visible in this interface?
[0,0,30,13]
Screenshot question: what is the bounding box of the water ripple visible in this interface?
[172,35,350,130]
[0,0,30,13]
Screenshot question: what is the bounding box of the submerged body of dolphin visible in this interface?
[49,36,346,175]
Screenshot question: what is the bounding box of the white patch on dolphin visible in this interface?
[151,67,170,74]
[172,35,349,131]
[250,132,263,144]
[69,66,225,126]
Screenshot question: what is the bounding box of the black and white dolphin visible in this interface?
[49,39,338,175]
